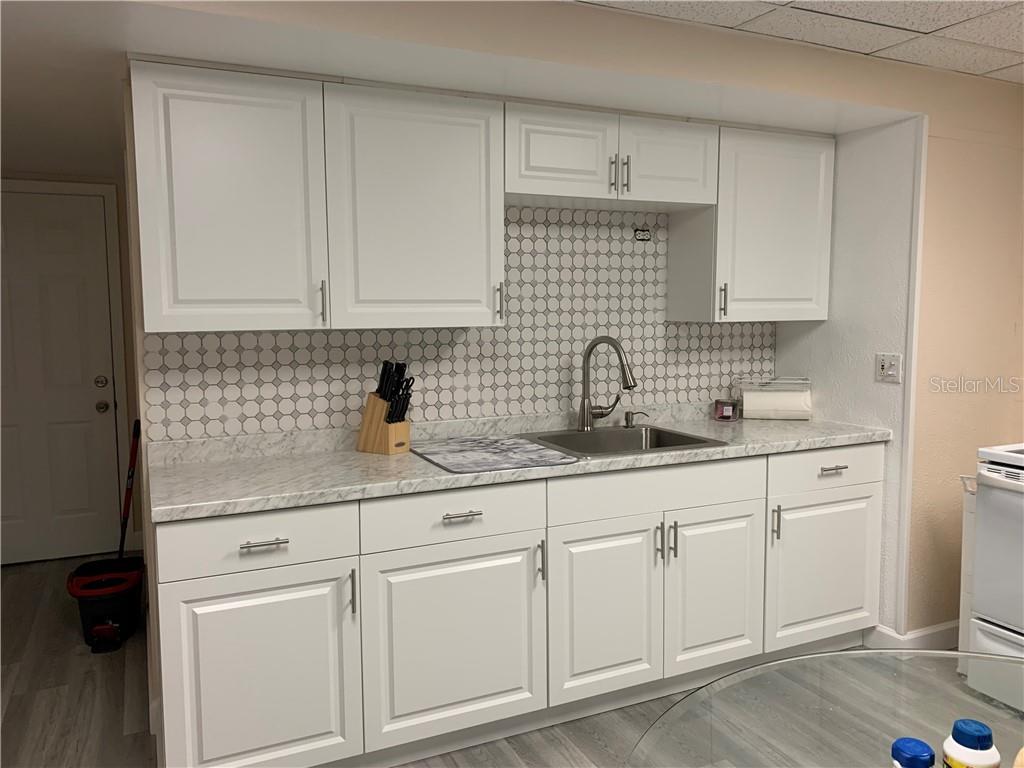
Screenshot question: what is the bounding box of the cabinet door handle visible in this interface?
[496,283,504,320]
[538,539,547,581]
[319,279,328,323]
[719,282,729,318]
[655,522,665,560]
[622,154,632,193]
[670,521,679,559]
[609,153,619,192]
[771,505,782,541]
[820,464,849,475]
[442,510,483,523]
[350,567,357,615]
[239,537,289,551]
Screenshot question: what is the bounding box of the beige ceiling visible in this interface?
[585,1,1024,82]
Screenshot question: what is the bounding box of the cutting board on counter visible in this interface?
[412,436,577,474]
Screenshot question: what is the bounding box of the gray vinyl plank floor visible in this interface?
[1,556,686,768]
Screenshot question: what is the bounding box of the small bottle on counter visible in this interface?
[943,719,1000,768]
[893,737,936,768]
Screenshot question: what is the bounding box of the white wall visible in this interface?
[775,117,926,633]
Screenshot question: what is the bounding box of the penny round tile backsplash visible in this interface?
[142,207,774,441]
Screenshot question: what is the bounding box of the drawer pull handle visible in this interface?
[350,568,357,615]
[442,510,483,523]
[239,537,289,551]
[538,539,547,582]
[772,505,782,540]
[820,464,849,475]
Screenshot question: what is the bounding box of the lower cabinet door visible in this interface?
[158,558,363,768]
[664,500,765,677]
[549,512,664,705]
[764,482,882,652]
[360,530,547,751]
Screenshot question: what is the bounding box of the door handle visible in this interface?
[319,279,327,324]
[669,521,679,558]
[622,154,632,193]
[771,506,782,541]
[609,153,619,192]
[496,283,505,320]
[538,539,547,581]
[655,522,665,560]
[719,283,729,318]
[350,567,358,615]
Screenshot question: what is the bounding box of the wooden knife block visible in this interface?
[357,393,411,455]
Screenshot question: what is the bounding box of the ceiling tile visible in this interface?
[985,62,1024,82]
[738,7,918,53]
[789,1,1017,33]
[589,1,775,27]
[937,6,1024,53]
[873,35,1023,74]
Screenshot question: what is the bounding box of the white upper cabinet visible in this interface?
[325,85,504,328]
[130,62,330,332]
[505,104,620,199]
[666,128,835,323]
[714,128,834,321]
[618,117,719,204]
[548,513,664,705]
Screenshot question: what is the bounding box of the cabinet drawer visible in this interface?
[547,458,766,527]
[768,443,884,496]
[156,503,358,583]
[360,481,546,553]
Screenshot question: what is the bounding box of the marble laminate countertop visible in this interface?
[148,415,891,523]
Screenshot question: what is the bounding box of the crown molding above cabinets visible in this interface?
[129,61,835,332]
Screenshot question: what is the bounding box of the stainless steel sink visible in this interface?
[524,426,726,458]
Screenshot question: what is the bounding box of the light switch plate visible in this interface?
[875,353,903,383]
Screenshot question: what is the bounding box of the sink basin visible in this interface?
[524,425,726,458]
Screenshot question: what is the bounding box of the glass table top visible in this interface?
[627,651,1024,768]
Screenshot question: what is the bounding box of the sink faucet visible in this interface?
[577,335,637,431]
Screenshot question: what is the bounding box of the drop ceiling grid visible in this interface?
[586,1,1024,82]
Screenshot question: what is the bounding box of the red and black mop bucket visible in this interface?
[67,420,145,653]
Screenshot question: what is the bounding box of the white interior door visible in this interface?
[664,499,764,677]
[764,482,881,652]
[548,512,664,705]
[1,182,122,564]
[618,117,719,204]
[716,127,834,321]
[360,531,546,751]
[325,84,504,328]
[159,558,363,767]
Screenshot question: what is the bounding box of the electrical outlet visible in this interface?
[875,353,903,383]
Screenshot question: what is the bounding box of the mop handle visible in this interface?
[118,420,142,559]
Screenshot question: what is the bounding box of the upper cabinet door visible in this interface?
[130,62,329,332]
[505,104,619,199]
[716,128,834,322]
[325,85,504,328]
[618,117,719,205]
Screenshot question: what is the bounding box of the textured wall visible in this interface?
[141,207,775,441]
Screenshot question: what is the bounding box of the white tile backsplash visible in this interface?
[142,207,775,442]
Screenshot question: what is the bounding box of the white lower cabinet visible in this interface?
[158,558,363,768]
[360,530,547,751]
[764,482,882,651]
[664,499,765,676]
[548,512,664,705]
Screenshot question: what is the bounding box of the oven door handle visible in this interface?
[977,472,1024,493]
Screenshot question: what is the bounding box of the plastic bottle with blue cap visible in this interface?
[943,719,1001,768]
[893,737,936,768]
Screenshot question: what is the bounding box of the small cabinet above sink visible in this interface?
[524,426,725,459]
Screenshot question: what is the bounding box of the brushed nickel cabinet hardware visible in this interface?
[350,567,358,614]
[319,279,327,323]
[496,283,505,319]
[771,506,782,541]
[622,154,632,193]
[609,154,619,192]
[670,520,679,559]
[537,539,547,581]
[239,537,289,551]
[719,282,729,318]
[655,522,665,560]
[820,464,849,474]
[442,510,484,523]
